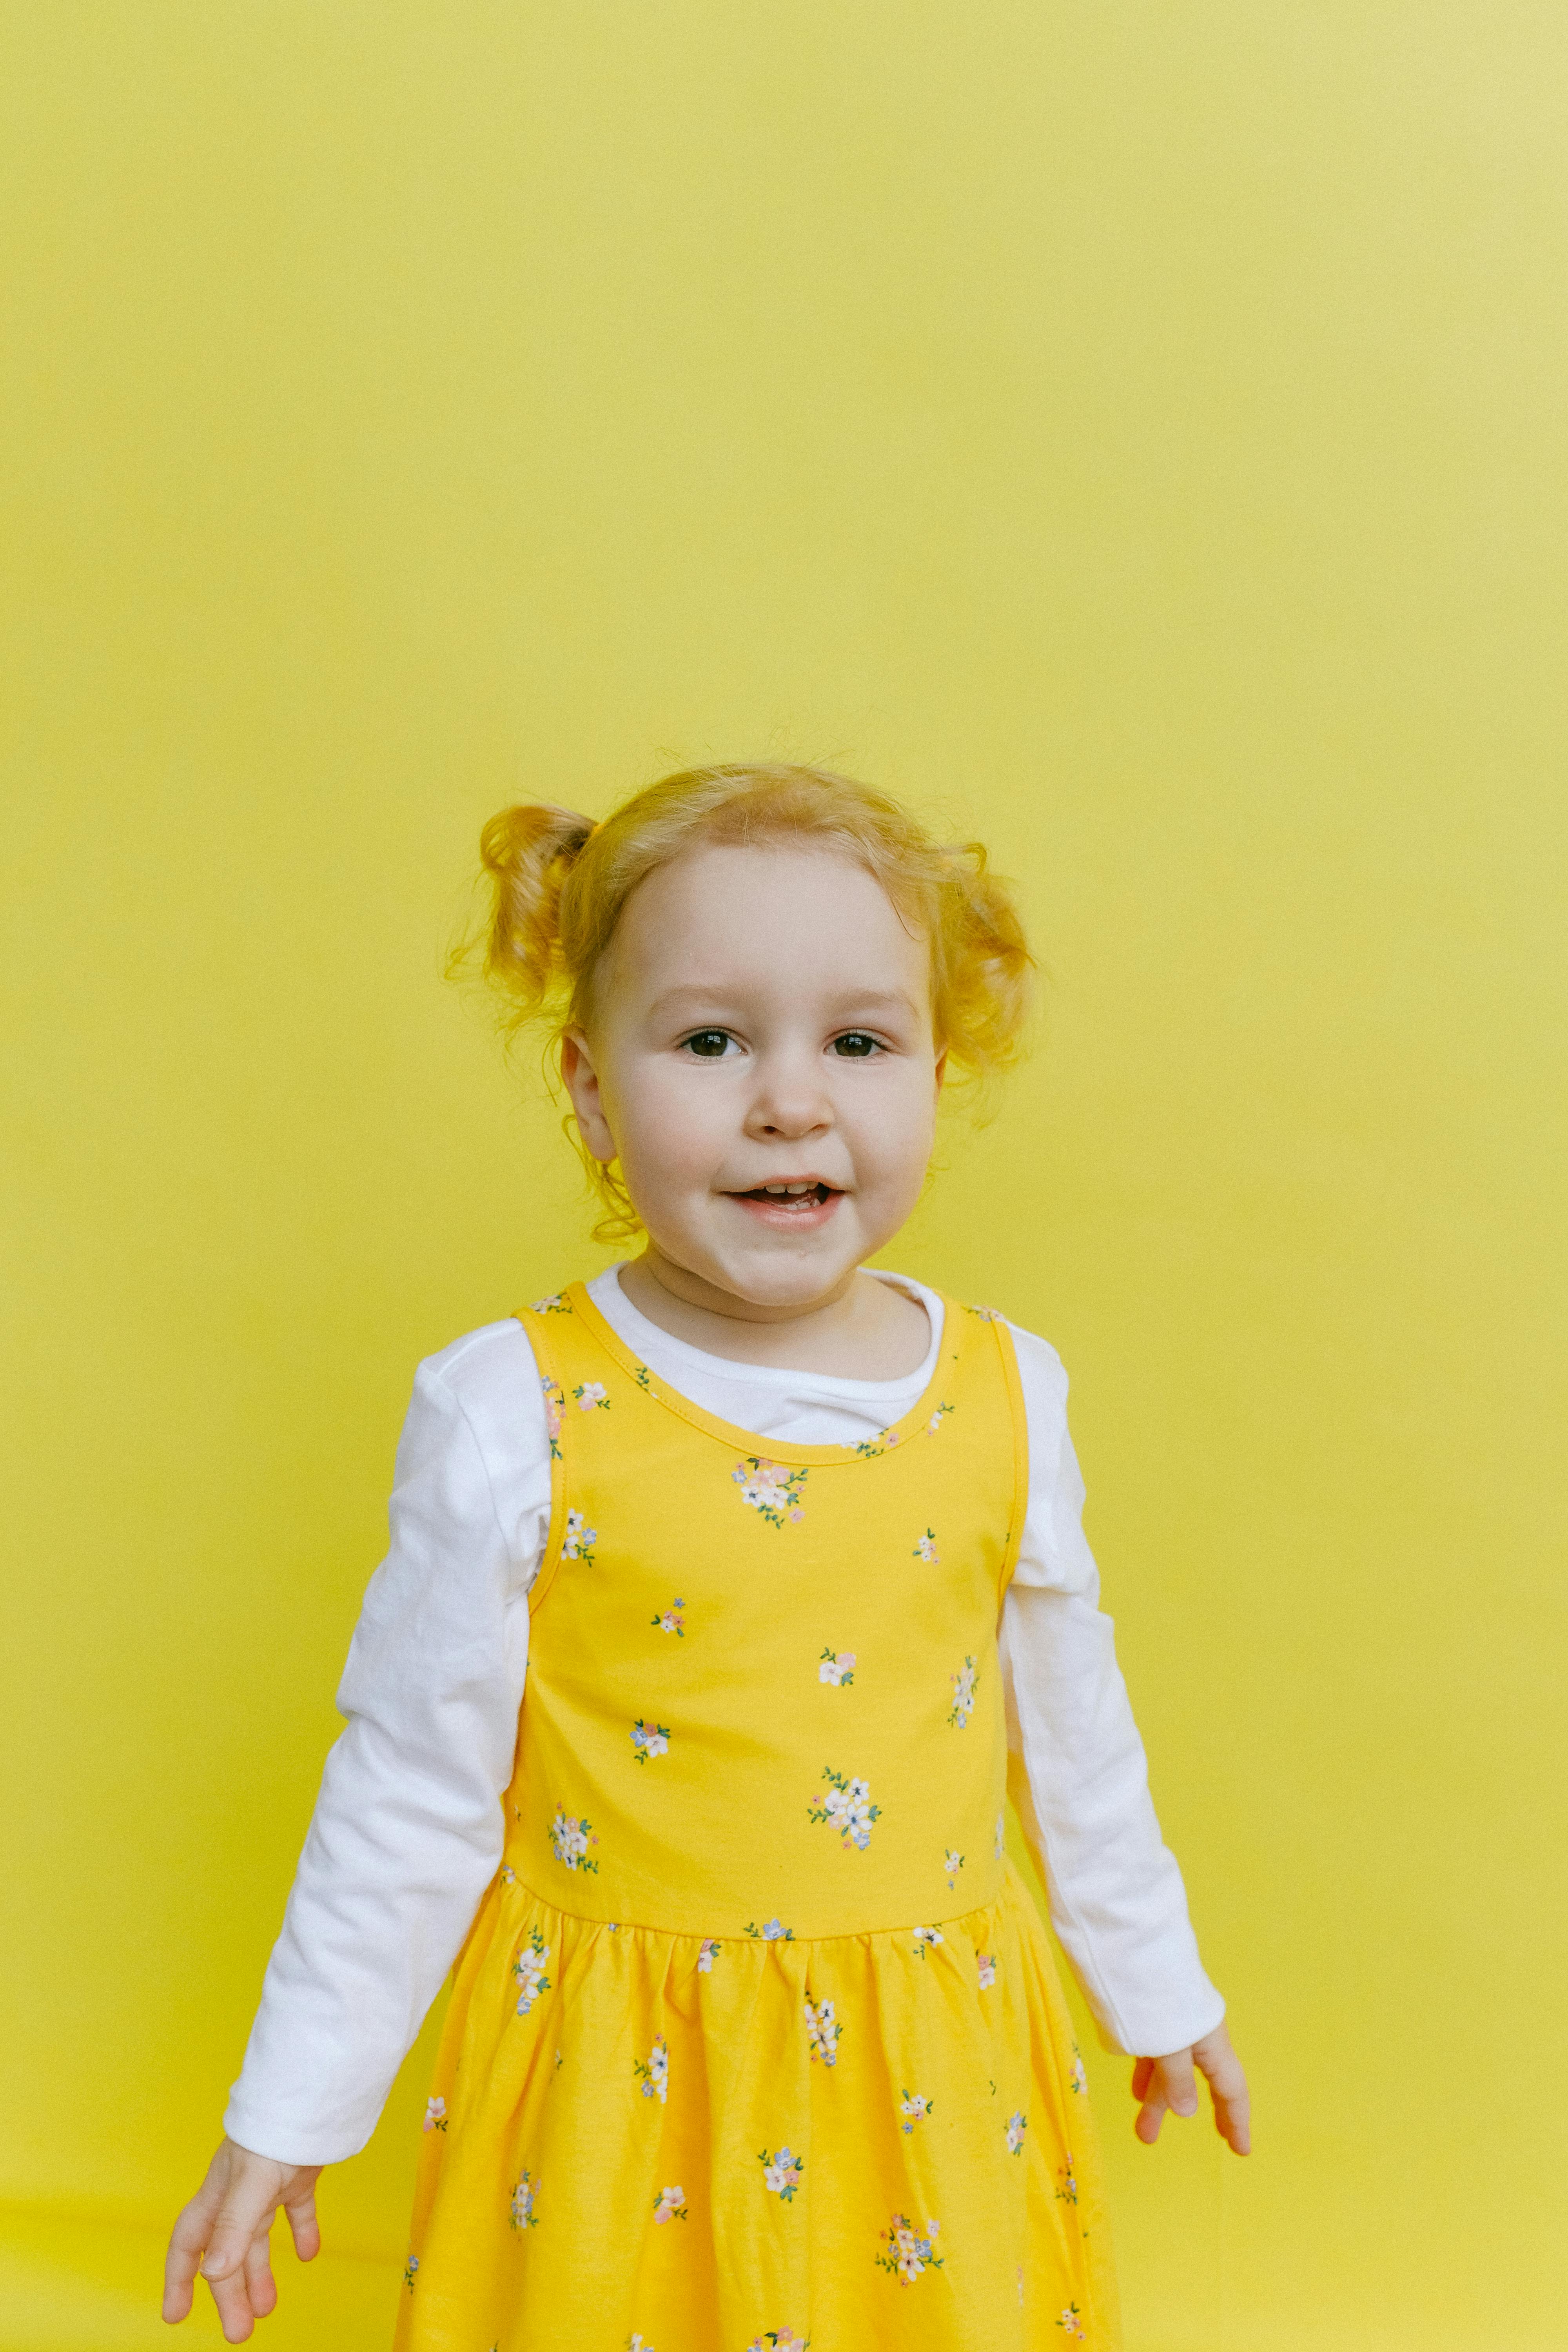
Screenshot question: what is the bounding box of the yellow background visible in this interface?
[3,5,1564,2347]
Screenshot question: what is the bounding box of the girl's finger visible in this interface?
[242,2227,279,2321]
[1134,2077,1169,2143]
[164,2184,225,2321]
[1129,2056,1153,2102]
[282,2184,321,2265]
[1154,2050,1200,2118]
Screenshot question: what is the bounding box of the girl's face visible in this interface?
[562,844,944,1312]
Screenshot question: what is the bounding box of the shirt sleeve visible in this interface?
[223,1320,551,2165]
[1000,1325,1226,2059]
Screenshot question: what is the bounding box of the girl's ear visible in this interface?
[561,1031,618,1164]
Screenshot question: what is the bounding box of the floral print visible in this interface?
[541,1377,564,1459]
[945,1847,964,1889]
[746,1918,794,1941]
[630,1717,670,1762]
[845,1428,898,1459]
[652,1596,686,1635]
[1055,2153,1078,2205]
[818,1646,856,1686]
[652,2185,687,2224]
[734,1457,808,1527]
[926,1401,954,1435]
[402,2254,419,2292]
[875,2214,944,2283]
[747,2333,809,2352]
[510,2170,541,2230]
[899,2090,934,2133]
[807,1766,881,1851]
[948,1654,978,1728]
[1006,2110,1027,2155]
[423,2095,447,2132]
[803,1993,841,2065]
[995,1808,1006,1860]
[913,1527,940,1564]
[965,1302,1003,1321]
[530,1292,570,1313]
[759,2145,804,2200]
[573,1381,609,1412]
[976,1952,998,1990]
[512,1929,551,2014]
[1056,2308,1086,2341]
[562,1508,597,1564]
[634,2034,669,2103]
[1069,2043,1087,2095]
[911,1924,944,1956]
[697,1937,720,1972]
[550,1804,599,1873]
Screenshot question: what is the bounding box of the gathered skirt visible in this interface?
[394,1859,1120,2350]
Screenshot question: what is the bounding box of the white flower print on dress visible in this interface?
[899,2091,934,2134]
[628,2337,656,2351]
[733,1457,808,1527]
[1055,2154,1078,2205]
[652,1596,686,1635]
[1006,2111,1027,2155]
[1069,2043,1087,2094]
[913,1527,940,1564]
[549,1803,599,1873]
[926,1401,954,1435]
[1056,2308,1086,2341]
[746,1917,795,1941]
[944,1847,964,1890]
[759,2146,804,2200]
[561,1509,597,1564]
[817,1646,856,1686]
[965,1302,1003,1321]
[697,1937,720,1972]
[510,2170,541,2230]
[995,1808,1006,1860]
[803,1994,841,2066]
[747,2333,809,2351]
[976,1952,998,1990]
[573,1381,609,1412]
[633,2034,669,2103]
[512,1928,551,2014]
[948,1655,978,1728]
[875,2214,944,2283]
[652,2185,688,2225]
[630,1717,670,1762]
[530,1292,570,1313]
[807,1766,881,1850]
[423,2096,447,2132]
[540,1377,564,1459]
[911,1924,944,1956]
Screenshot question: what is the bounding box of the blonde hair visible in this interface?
[463,761,1035,1238]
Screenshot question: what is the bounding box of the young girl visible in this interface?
[164,763,1249,2350]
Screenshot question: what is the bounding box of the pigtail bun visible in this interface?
[476,802,597,1020]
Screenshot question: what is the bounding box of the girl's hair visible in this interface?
[463,761,1034,1238]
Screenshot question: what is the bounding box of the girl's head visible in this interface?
[470,763,1033,1308]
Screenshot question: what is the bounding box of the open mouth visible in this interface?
[731,1181,840,1211]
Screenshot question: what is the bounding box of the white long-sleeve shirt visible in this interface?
[225,1267,1223,2166]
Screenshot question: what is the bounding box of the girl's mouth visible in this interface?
[727,1181,843,1227]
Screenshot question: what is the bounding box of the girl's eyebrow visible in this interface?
[647,983,922,1020]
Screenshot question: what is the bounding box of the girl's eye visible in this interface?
[831,1031,883,1058]
[682,1029,736,1059]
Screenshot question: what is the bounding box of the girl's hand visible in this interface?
[162,2136,323,2341]
[1131,2019,1251,2155]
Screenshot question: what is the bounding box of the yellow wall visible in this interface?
[4,6,1564,2347]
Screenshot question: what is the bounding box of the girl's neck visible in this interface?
[616,1250,932,1380]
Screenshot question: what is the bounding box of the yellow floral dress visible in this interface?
[395,1282,1120,2351]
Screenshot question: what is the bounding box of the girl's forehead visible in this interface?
[606,842,932,996]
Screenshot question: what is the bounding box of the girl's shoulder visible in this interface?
[400,1316,546,1480]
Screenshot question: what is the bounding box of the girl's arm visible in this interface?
[220,1321,550,2165]
[1000,1327,1249,2150]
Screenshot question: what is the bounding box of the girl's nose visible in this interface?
[743,1058,834,1141]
